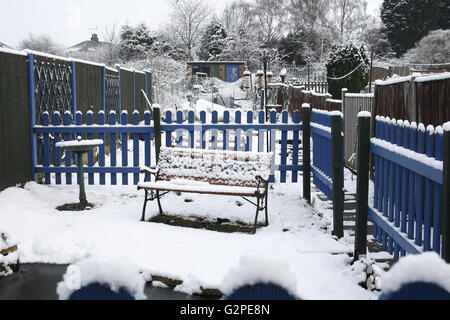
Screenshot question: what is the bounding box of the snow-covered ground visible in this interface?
[0,165,379,300]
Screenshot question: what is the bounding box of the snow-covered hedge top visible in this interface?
[157,147,273,186]
[56,256,147,300]
[381,252,450,294]
[55,139,104,148]
[219,252,299,298]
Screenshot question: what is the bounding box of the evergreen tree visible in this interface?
[198,21,228,61]
[381,0,443,57]
[326,42,370,98]
[118,23,154,62]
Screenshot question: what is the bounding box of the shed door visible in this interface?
[226,65,239,82]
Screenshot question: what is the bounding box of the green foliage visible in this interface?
[326,42,369,99]
[381,0,443,56]
[198,21,228,61]
[119,23,155,62]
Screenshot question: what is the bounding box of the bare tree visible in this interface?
[19,34,62,55]
[326,0,368,44]
[100,20,120,66]
[167,0,212,59]
[250,0,288,46]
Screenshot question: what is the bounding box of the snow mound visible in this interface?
[219,251,300,299]
[381,252,450,294]
[57,256,147,300]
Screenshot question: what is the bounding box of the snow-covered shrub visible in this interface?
[403,29,450,65]
[326,42,369,98]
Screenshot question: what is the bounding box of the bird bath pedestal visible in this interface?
[55,137,104,211]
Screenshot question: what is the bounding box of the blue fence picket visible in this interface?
[200,111,206,149]
[257,111,265,153]
[63,111,72,185]
[42,112,51,184]
[223,110,230,151]
[246,111,253,152]
[165,110,172,148]
[53,112,62,185]
[109,111,117,185]
[292,110,300,183]
[144,110,151,172]
[121,111,129,185]
[86,111,95,185]
[370,117,445,261]
[211,111,218,150]
[133,110,140,185]
[280,111,288,183]
[98,111,106,185]
[188,110,195,149]
[176,110,184,148]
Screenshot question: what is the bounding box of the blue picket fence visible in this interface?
[310,109,343,200]
[33,109,303,185]
[371,116,444,261]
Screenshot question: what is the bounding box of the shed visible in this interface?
[187,61,246,83]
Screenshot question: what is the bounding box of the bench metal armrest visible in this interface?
[255,175,269,184]
[140,166,159,176]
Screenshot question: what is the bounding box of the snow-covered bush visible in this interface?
[404,29,450,65]
[326,42,369,98]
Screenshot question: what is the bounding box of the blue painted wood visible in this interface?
[368,206,421,257]
[416,128,425,246]
[53,112,62,185]
[394,122,403,229]
[223,110,230,151]
[98,111,106,185]
[401,123,409,233]
[245,111,253,152]
[292,111,300,183]
[434,129,444,253]
[269,110,277,183]
[176,110,184,148]
[109,111,117,185]
[408,125,417,239]
[144,111,151,171]
[27,53,37,181]
[200,111,206,149]
[280,111,288,183]
[211,110,218,150]
[424,129,435,251]
[42,112,51,184]
[234,110,242,151]
[165,110,172,148]
[86,111,95,185]
[121,111,128,185]
[133,111,140,185]
[63,111,73,185]
[75,112,82,170]
[188,110,195,148]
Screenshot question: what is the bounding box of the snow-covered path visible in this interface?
[0,178,376,300]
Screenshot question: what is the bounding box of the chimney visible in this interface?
[91,34,99,43]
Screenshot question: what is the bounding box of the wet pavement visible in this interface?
[0,263,213,300]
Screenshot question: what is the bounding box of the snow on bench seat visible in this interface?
[138,179,263,196]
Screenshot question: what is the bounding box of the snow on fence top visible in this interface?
[358,111,371,118]
[415,72,450,83]
[345,93,374,98]
[0,46,27,56]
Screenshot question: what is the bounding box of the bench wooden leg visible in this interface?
[141,190,149,222]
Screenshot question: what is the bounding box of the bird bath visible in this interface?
[55,136,104,211]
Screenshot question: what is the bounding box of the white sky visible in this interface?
[0,0,383,49]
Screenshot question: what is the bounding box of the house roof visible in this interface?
[67,34,111,53]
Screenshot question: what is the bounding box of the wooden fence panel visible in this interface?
[0,51,33,190]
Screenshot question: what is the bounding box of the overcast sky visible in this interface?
[0,0,383,49]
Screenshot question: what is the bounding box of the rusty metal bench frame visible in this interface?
[137,149,271,234]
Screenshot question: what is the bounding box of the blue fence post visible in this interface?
[302,104,311,203]
[442,124,450,262]
[27,53,37,181]
[70,61,77,116]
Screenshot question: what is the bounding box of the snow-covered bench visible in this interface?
[137,147,273,234]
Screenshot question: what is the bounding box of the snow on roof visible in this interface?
[381,252,450,295]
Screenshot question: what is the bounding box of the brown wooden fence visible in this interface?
[374,73,450,128]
